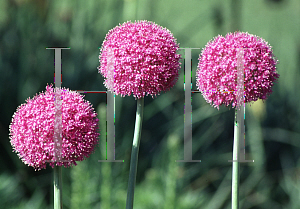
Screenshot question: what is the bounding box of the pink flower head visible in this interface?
[9,84,100,171]
[98,20,181,99]
[196,31,279,109]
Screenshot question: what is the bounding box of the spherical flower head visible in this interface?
[196,31,280,109]
[98,20,181,99]
[9,84,100,171]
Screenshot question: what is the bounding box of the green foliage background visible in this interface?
[0,0,299,208]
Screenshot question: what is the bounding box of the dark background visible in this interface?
[0,0,299,208]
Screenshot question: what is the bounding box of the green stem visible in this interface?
[54,165,63,209]
[126,97,144,209]
[232,109,241,209]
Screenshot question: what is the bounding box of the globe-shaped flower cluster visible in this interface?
[196,31,280,109]
[9,84,100,171]
[98,20,181,99]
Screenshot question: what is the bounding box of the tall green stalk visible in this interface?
[231,109,241,209]
[126,97,144,209]
[54,165,63,209]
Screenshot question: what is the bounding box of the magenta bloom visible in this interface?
[9,84,100,171]
[196,32,279,109]
[98,20,181,99]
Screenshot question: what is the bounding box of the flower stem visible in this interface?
[126,97,144,209]
[54,165,63,209]
[231,109,241,209]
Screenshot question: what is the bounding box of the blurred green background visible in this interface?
[0,0,299,208]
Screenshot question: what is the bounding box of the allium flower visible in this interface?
[9,84,100,171]
[98,20,181,99]
[196,31,280,109]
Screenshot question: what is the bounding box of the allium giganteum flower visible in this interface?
[196,32,280,109]
[98,20,181,99]
[9,84,100,171]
